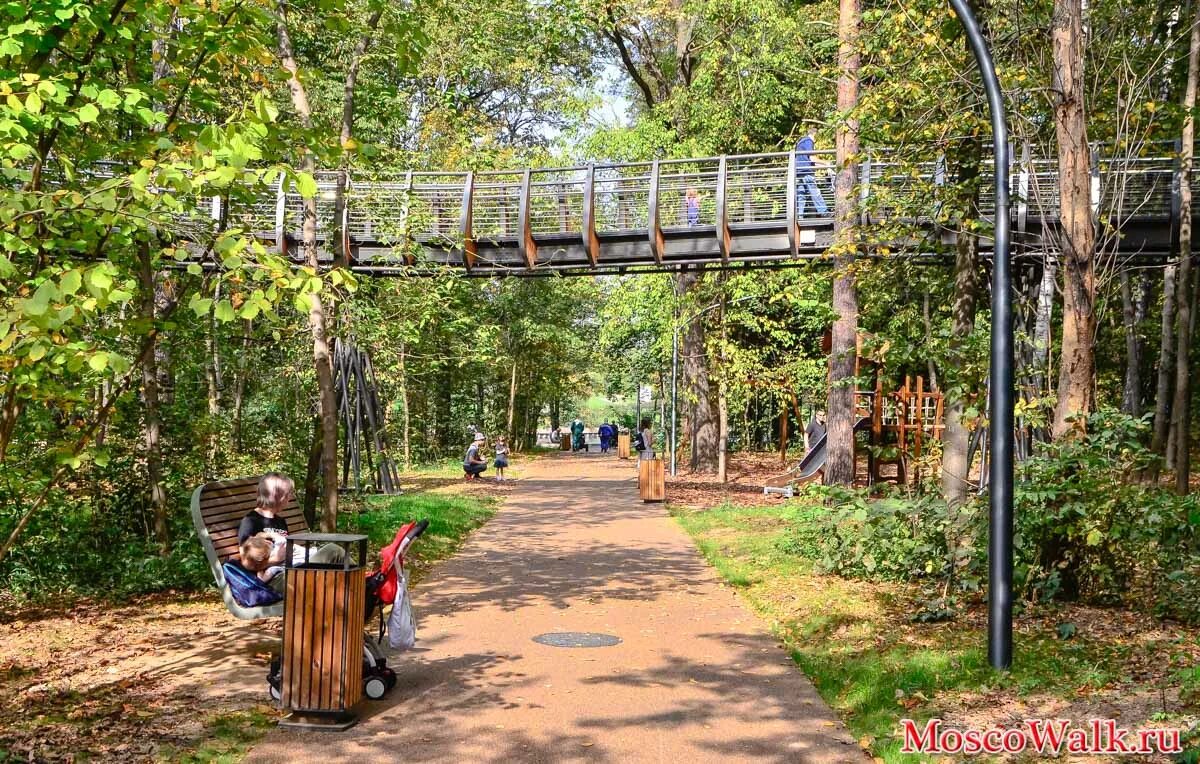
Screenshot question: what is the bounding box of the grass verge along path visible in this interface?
[673,501,1200,763]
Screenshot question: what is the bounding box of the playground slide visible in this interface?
[763,417,870,498]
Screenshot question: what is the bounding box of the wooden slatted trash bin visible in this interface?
[617,432,631,459]
[560,433,571,451]
[638,458,665,502]
[280,532,369,731]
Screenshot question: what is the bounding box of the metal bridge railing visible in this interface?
[96,141,1200,268]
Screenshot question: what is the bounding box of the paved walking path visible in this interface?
[250,453,864,763]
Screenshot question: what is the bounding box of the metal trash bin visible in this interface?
[279,532,368,731]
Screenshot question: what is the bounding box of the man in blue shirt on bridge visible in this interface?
[795,127,829,218]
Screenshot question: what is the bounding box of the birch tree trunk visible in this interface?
[1171,3,1200,493]
[826,0,861,486]
[140,13,177,556]
[1151,265,1177,479]
[277,0,339,531]
[1032,254,1058,396]
[1120,271,1143,416]
[138,244,169,556]
[1051,0,1098,437]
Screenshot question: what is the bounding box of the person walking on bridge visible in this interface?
[795,126,829,219]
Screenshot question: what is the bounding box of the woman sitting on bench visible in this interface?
[236,473,344,592]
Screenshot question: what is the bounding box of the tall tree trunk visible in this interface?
[1171,4,1200,494]
[1120,271,1143,416]
[1032,254,1058,396]
[941,134,982,508]
[1151,264,1177,478]
[332,7,385,267]
[138,244,169,556]
[1051,0,1097,437]
[204,283,222,476]
[398,341,411,469]
[277,0,339,531]
[676,270,718,473]
[826,0,861,486]
[507,360,518,437]
[136,12,178,557]
[232,318,252,451]
[922,290,939,390]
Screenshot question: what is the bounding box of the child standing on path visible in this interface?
[494,435,510,482]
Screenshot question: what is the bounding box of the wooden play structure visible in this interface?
[858,373,944,486]
[764,333,944,495]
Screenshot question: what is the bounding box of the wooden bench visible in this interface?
[190,476,309,620]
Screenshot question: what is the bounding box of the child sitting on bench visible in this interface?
[239,535,286,591]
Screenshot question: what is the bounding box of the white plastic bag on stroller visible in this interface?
[388,570,417,650]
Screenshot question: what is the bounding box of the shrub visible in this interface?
[778,410,1200,623]
[1014,410,1200,619]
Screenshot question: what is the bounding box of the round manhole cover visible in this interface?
[532,632,622,648]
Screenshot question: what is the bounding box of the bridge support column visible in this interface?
[459,171,476,271]
[582,164,600,267]
[517,169,538,269]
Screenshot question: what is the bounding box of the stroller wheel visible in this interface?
[383,667,397,689]
[269,683,282,702]
[364,675,388,700]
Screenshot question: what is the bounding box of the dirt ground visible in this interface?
[0,593,280,761]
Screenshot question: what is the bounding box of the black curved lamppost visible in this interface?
[947,0,1014,670]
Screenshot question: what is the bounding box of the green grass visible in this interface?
[672,501,1154,763]
[339,490,497,579]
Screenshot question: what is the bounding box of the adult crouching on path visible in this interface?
[464,433,488,480]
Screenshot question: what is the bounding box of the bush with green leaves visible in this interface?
[1014,410,1200,620]
[778,410,1200,623]
[781,483,984,620]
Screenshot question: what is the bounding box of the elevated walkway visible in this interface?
[182,144,1193,276]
